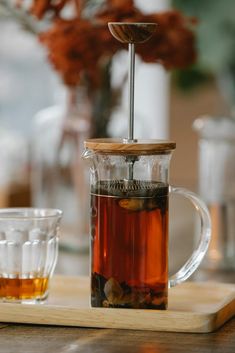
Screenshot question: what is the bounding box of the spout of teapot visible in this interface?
[82,148,97,171]
[82,148,94,160]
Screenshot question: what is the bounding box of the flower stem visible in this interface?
[0,0,39,35]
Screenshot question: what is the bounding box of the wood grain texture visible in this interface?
[108,22,157,44]
[0,276,234,333]
[84,138,176,154]
[1,321,235,353]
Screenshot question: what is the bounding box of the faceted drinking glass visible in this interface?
[0,208,62,303]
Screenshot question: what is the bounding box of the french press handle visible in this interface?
[168,186,211,288]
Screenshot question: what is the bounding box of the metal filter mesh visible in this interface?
[91,180,168,198]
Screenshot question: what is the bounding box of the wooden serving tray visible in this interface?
[0,275,235,333]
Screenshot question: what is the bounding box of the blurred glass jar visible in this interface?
[193,115,235,270]
[0,127,30,207]
[31,87,91,252]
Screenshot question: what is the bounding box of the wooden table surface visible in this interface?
[0,319,235,353]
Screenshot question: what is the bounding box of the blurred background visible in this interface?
[1,0,235,278]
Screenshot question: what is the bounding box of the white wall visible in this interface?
[134,0,170,139]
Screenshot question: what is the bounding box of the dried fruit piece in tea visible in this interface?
[91,273,167,309]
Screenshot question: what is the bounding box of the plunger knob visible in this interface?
[108,22,157,44]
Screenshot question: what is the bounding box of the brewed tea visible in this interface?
[0,277,49,302]
[91,180,168,309]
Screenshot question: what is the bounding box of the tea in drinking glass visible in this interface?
[0,208,62,303]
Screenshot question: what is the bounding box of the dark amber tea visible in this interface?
[91,180,168,309]
[0,277,49,302]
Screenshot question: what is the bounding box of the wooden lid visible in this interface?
[84,138,176,154]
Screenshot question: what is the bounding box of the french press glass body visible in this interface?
[83,139,211,309]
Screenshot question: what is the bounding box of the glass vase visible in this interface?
[194,115,235,270]
[31,87,91,251]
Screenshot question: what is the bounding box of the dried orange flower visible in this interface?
[40,19,116,87]
[96,0,141,23]
[19,0,196,87]
[30,0,70,19]
[136,11,197,69]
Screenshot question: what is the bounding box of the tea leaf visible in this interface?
[119,199,145,211]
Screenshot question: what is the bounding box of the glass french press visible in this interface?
[83,23,211,309]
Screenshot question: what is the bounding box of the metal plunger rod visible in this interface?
[108,22,156,141]
[127,43,136,179]
[127,159,134,180]
[128,43,135,141]
[107,23,157,180]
